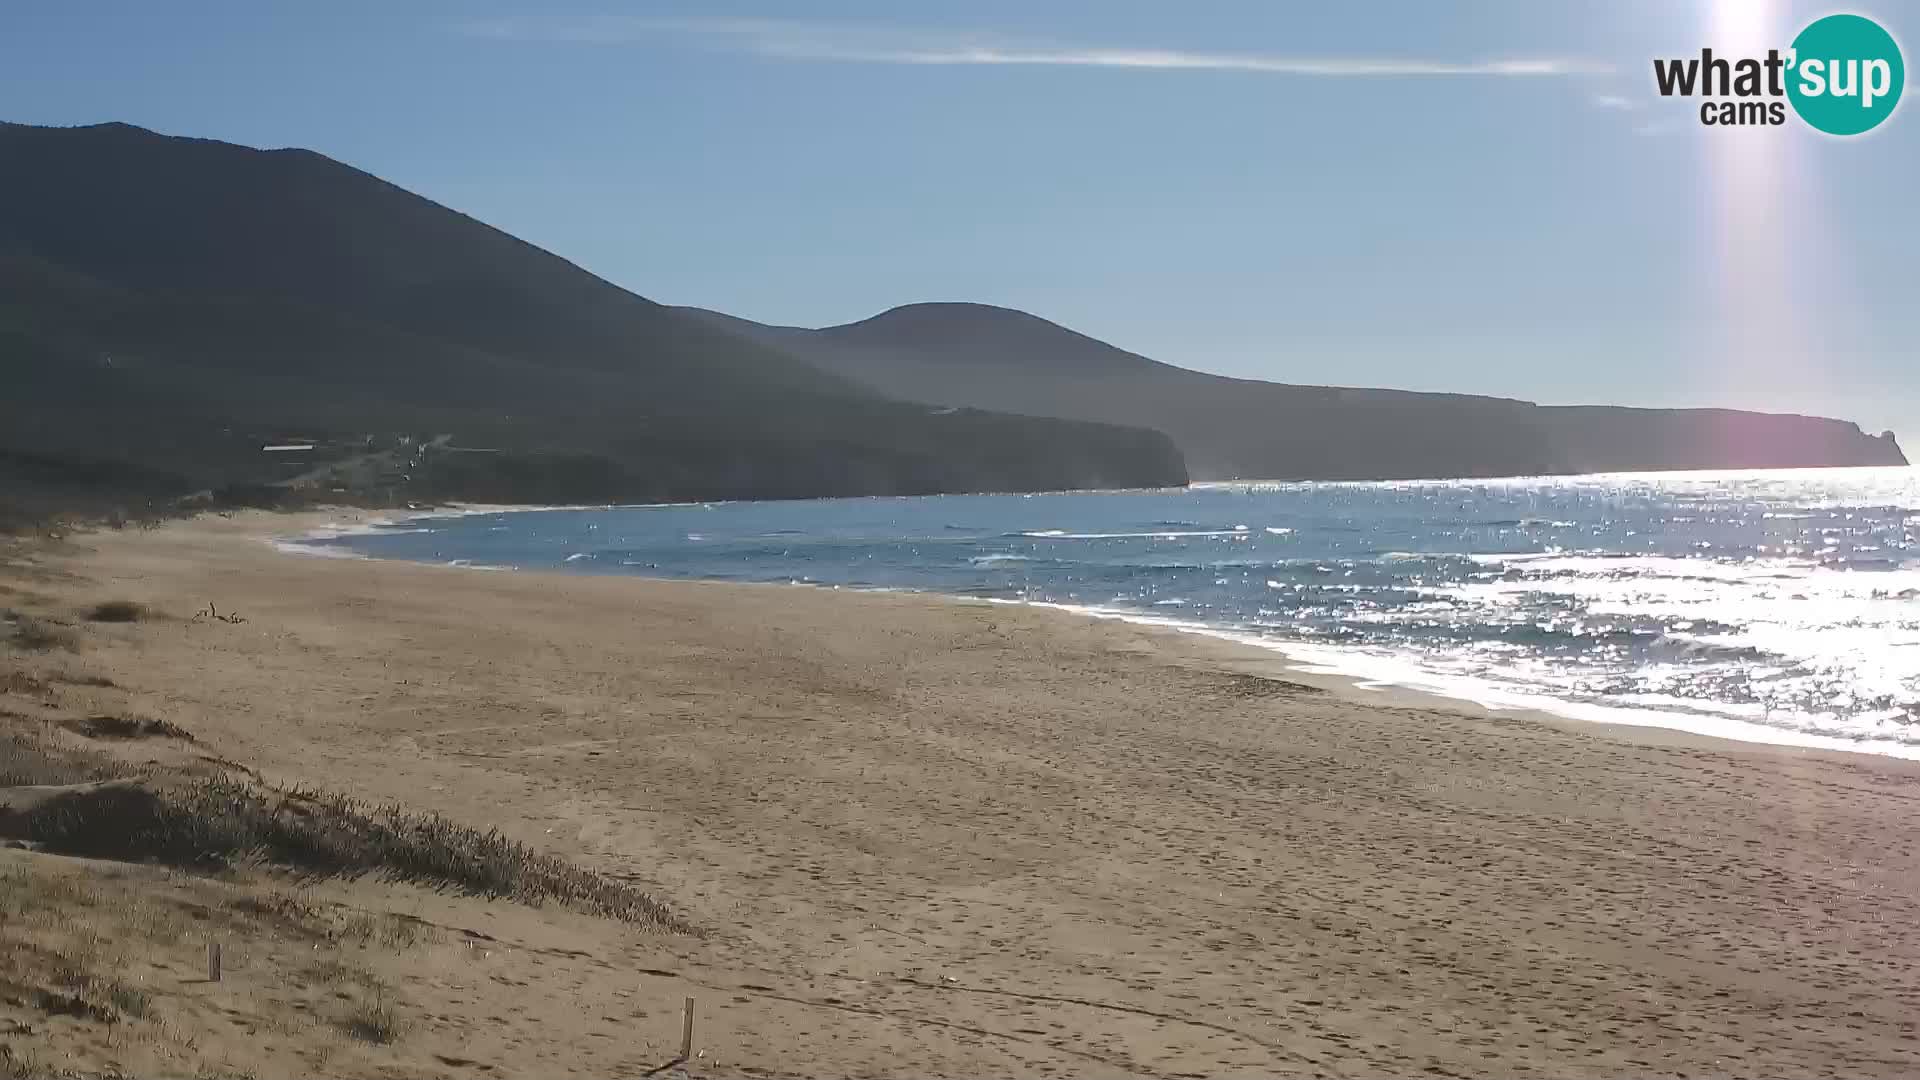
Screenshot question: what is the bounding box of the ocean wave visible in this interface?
[1016,529,1253,540]
[1656,632,1770,662]
[968,554,1033,566]
[1028,602,1920,756]
[1466,550,1567,565]
[270,540,367,559]
[1467,552,1826,583]
[1370,550,1469,562]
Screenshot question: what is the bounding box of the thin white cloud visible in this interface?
[462,16,1611,78]
[1592,94,1639,110]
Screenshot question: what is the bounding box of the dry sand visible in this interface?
[5,509,1920,1078]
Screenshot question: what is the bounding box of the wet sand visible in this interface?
[8,509,1920,1077]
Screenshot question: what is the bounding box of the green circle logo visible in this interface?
[1787,14,1904,135]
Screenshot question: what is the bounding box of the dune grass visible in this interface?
[0,849,430,1076]
[82,599,148,623]
[59,713,195,741]
[4,614,79,653]
[342,990,405,1044]
[2,732,685,929]
[1,669,49,696]
[0,730,130,787]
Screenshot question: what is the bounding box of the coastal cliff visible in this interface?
[688,302,1907,481]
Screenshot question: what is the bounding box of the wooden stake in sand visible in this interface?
[680,995,695,1061]
[208,941,223,982]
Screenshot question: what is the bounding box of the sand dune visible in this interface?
[5,510,1919,1078]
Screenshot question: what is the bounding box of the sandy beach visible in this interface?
[5,509,1920,1078]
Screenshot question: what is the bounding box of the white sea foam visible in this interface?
[1021,529,1251,540]
[1016,600,1920,760]
[268,540,368,559]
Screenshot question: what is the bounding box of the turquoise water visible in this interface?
[297,467,1920,757]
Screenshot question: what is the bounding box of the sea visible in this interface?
[292,467,1920,759]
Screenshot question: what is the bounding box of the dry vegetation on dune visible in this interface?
[3,615,79,655]
[0,730,682,928]
[25,774,683,927]
[1,576,690,1077]
[55,713,193,742]
[0,732,127,788]
[0,847,445,1079]
[80,599,148,624]
[3,577,681,929]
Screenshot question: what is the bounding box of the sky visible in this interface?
[4,1,1916,449]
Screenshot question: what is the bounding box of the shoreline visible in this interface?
[10,508,1920,1076]
[283,504,1920,764]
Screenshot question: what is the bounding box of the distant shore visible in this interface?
[14,509,1920,1077]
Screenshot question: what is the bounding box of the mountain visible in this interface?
[684,303,1907,480]
[0,122,1185,510]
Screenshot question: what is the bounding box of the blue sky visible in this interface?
[5,2,1915,448]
